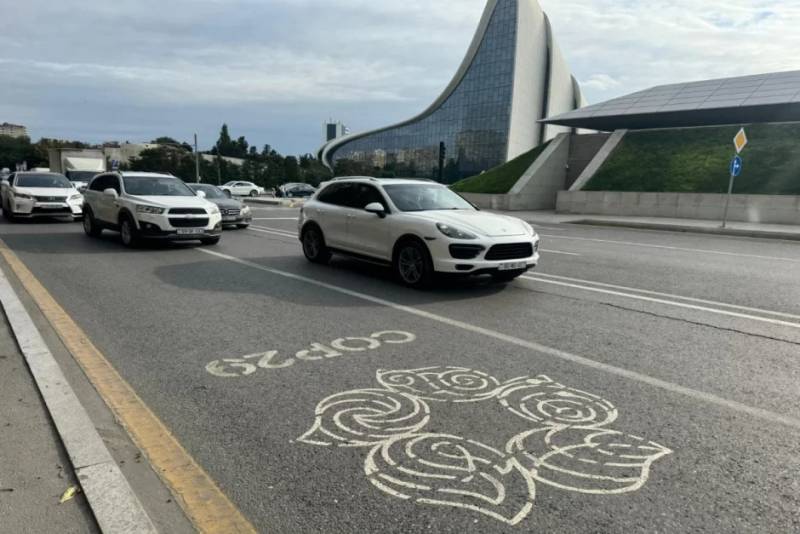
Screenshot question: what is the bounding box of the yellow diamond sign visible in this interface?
[734,128,748,154]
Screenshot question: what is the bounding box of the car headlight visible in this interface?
[14,192,33,200]
[69,194,82,201]
[136,205,165,215]
[436,222,477,240]
[208,206,220,215]
[240,205,251,215]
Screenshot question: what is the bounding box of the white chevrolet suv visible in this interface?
[299,177,540,288]
[82,172,223,247]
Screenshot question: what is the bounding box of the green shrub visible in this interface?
[586,123,800,195]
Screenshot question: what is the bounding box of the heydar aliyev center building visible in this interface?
[319,0,585,179]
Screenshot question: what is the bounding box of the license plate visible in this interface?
[36,203,64,209]
[498,261,527,271]
[223,216,237,222]
[177,228,204,235]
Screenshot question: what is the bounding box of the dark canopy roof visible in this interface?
[542,70,800,131]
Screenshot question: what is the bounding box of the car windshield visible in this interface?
[189,184,226,199]
[16,173,73,188]
[66,171,98,183]
[383,184,474,212]
[123,176,195,197]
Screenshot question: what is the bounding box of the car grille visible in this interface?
[35,196,67,202]
[169,218,209,228]
[169,208,207,215]
[485,243,534,261]
[449,244,485,260]
[220,209,241,216]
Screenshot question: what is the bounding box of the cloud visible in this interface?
[1,0,798,154]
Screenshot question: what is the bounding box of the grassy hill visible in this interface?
[585,123,800,195]
[451,141,551,194]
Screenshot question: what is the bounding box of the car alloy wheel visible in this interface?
[120,218,137,247]
[250,190,258,197]
[302,226,331,264]
[398,245,425,285]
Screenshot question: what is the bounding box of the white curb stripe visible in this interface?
[0,269,157,534]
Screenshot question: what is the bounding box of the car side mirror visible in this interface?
[224,190,232,198]
[365,202,387,218]
[79,186,87,193]
[103,188,119,199]
[196,190,207,198]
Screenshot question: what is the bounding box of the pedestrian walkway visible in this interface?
[0,311,98,534]
[495,210,800,241]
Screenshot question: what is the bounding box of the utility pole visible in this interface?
[194,133,200,183]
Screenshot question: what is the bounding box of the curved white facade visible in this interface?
[320,0,584,180]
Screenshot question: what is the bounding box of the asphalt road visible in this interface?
[1,206,799,533]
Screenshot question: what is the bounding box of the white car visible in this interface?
[220,181,265,197]
[1,171,84,221]
[298,177,540,288]
[82,172,223,247]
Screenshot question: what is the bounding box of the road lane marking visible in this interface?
[520,276,800,330]
[539,235,800,263]
[0,240,256,534]
[532,273,800,322]
[247,227,297,239]
[253,218,298,220]
[0,265,158,533]
[197,248,800,431]
[540,250,580,256]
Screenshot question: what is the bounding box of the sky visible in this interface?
[1,0,799,155]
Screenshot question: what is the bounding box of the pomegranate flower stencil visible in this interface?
[298,366,672,526]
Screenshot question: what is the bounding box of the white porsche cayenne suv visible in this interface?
[82,172,223,247]
[299,177,540,288]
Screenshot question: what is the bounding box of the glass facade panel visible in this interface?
[328,0,518,182]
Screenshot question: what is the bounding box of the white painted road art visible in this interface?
[205,331,416,378]
[298,367,672,526]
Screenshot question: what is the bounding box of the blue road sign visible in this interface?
[730,156,743,177]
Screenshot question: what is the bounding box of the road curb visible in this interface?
[0,268,157,533]
[565,219,800,242]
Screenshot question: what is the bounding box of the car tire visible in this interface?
[201,237,221,246]
[119,215,139,248]
[491,271,524,284]
[250,190,258,197]
[83,208,102,237]
[302,225,331,264]
[394,238,434,289]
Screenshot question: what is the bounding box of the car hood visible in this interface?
[204,197,243,209]
[127,195,214,209]
[14,187,79,197]
[415,210,529,237]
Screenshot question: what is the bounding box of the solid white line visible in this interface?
[247,227,297,239]
[0,269,157,533]
[540,234,800,263]
[521,276,800,329]
[197,247,800,431]
[540,250,581,256]
[532,273,800,322]
[253,218,298,220]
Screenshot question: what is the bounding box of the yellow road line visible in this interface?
[0,238,256,534]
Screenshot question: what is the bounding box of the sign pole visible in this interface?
[721,161,736,229]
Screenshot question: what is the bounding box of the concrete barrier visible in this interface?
[556,191,800,224]
[461,133,571,211]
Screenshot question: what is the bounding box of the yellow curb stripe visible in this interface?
[0,238,256,534]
